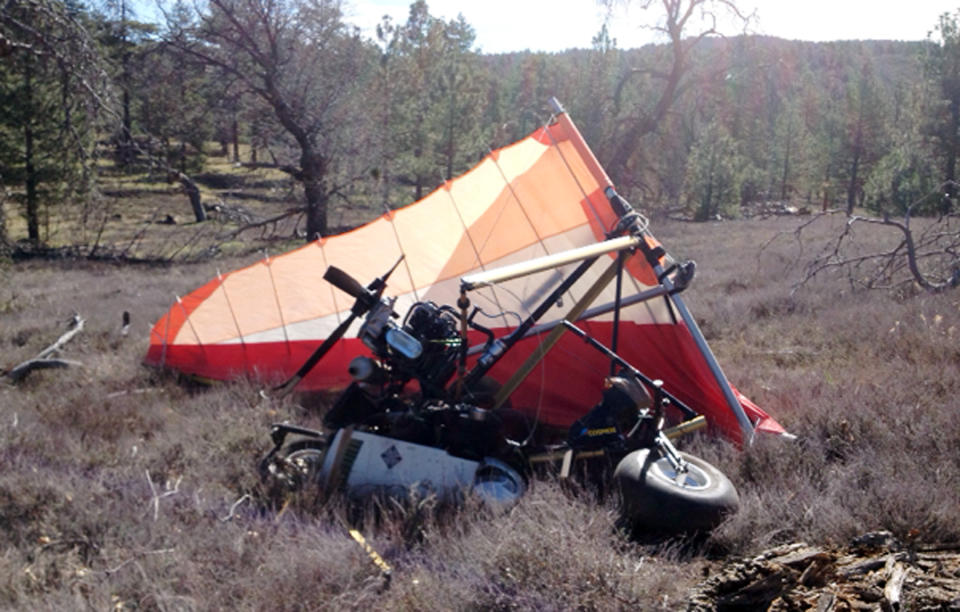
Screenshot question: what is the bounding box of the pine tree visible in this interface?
[134,1,211,175]
[0,0,101,246]
[841,57,888,214]
[684,119,744,221]
[923,10,960,213]
[95,0,155,167]
[380,1,486,203]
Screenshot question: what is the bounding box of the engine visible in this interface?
[402,301,462,395]
[349,300,462,400]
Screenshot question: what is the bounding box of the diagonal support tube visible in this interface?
[603,187,755,441]
[491,257,623,410]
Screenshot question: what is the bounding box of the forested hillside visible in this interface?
[2,0,960,258]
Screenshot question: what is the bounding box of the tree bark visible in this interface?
[301,147,327,238]
[780,123,793,201]
[943,97,959,213]
[846,118,863,215]
[23,52,39,245]
[846,149,860,215]
[117,0,134,167]
[231,116,239,162]
[0,182,9,256]
[174,171,206,222]
[608,2,689,186]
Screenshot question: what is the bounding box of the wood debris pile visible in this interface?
[687,532,960,610]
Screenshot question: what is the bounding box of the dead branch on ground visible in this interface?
[218,208,301,240]
[4,314,85,382]
[760,187,960,295]
[688,531,960,611]
[799,213,960,294]
[145,469,182,522]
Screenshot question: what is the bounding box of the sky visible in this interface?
[345,0,960,53]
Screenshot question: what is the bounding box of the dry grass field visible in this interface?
[2,212,959,609]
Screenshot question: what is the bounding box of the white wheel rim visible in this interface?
[650,456,712,490]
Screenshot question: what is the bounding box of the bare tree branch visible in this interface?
[604,0,753,189]
[164,0,369,239]
[767,184,960,294]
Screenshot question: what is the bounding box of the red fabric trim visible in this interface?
[145,321,780,443]
[147,276,222,348]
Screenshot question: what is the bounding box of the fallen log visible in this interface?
[688,532,960,611]
[883,559,907,611]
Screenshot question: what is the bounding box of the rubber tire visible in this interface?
[614,449,739,534]
[271,440,328,492]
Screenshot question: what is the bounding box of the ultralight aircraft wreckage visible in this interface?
[146,99,789,532]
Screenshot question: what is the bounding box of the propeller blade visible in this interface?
[324,266,367,300]
[269,311,358,397]
[268,258,406,399]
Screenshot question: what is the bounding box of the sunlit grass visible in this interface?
[3,180,960,607]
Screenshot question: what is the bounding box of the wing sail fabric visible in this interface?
[145,109,784,443]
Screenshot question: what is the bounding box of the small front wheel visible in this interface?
[614,449,738,533]
[261,440,328,494]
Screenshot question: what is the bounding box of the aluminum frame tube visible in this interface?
[460,234,641,291]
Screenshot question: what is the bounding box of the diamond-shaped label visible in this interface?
[381,445,402,470]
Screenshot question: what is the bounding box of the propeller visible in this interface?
[266,256,405,398]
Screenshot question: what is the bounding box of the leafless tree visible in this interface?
[767,186,960,295]
[600,0,752,191]
[169,0,370,240]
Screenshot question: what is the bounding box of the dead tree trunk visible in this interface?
[301,147,327,239]
[23,52,40,245]
[175,171,206,223]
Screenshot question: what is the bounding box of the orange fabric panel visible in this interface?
[258,243,332,322]
[547,112,613,191]
[449,138,548,227]
[391,187,485,289]
[314,212,409,295]
[180,263,282,345]
[496,147,595,238]
[150,276,221,348]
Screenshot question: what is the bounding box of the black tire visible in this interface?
[614,449,739,534]
[263,440,328,493]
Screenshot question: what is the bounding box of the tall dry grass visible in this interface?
[1,215,958,609]
[657,216,960,551]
